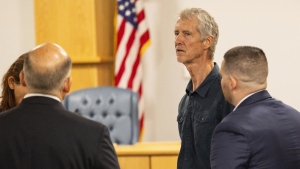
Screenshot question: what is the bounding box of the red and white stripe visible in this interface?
[115,0,150,141]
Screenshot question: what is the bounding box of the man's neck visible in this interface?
[233,89,265,111]
[185,60,214,91]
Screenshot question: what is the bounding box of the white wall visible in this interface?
[1,0,299,142]
[0,0,35,78]
[142,0,300,142]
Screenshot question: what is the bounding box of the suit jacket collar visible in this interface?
[236,90,272,110]
[24,93,60,102]
[20,96,63,108]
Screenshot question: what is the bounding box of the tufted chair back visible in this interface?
[62,86,139,145]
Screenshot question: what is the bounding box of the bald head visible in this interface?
[29,43,69,72]
[23,43,72,94]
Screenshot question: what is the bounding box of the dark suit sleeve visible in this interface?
[96,125,120,169]
[211,122,250,169]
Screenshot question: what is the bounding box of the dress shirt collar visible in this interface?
[186,62,220,97]
[24,93,61,102]
[233,90,264,111]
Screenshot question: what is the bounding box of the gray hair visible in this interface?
[223,46,268,85]
[23,54,72,92]
[179,8,219,59]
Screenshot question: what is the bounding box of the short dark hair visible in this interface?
[223,46,268,84]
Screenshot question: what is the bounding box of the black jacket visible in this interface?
[0,96,120,169]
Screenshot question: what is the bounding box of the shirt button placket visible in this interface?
[182,95,193,168]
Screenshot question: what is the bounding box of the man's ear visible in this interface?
[229,76,237,90]
[63,77,72,94]
[203,36,214,49]
[8,76,15,89]
[20,71,27,87]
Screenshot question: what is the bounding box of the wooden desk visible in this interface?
[114,142,181,169]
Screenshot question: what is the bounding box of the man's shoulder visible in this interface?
[59,107,107,129]
[1,99,106,131]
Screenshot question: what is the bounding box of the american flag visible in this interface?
[115,0,150,141]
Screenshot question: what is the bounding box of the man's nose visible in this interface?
[175,34,183,45]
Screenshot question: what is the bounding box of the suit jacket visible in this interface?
[211,90,300,169]
[0,96,120,169]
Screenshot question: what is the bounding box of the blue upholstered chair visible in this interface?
[62,86,139,145]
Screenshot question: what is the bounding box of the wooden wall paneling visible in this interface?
[70,58,114,92]
[97,61,115,87]
[114,142,180,169]
[95,0,115,59]
[71,64,99,91]
[118,156,150,169]
[151,156,178,169]
[34,0,115,92]
[34,0,98,59]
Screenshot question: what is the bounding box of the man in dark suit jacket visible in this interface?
[210,46,300,169]
[0,43,120,169]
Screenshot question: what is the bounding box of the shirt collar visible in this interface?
[24,93,61,102]
[233,90,264,111]
[186,62,220,97]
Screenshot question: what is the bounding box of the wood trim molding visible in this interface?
[72,56,114,64]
